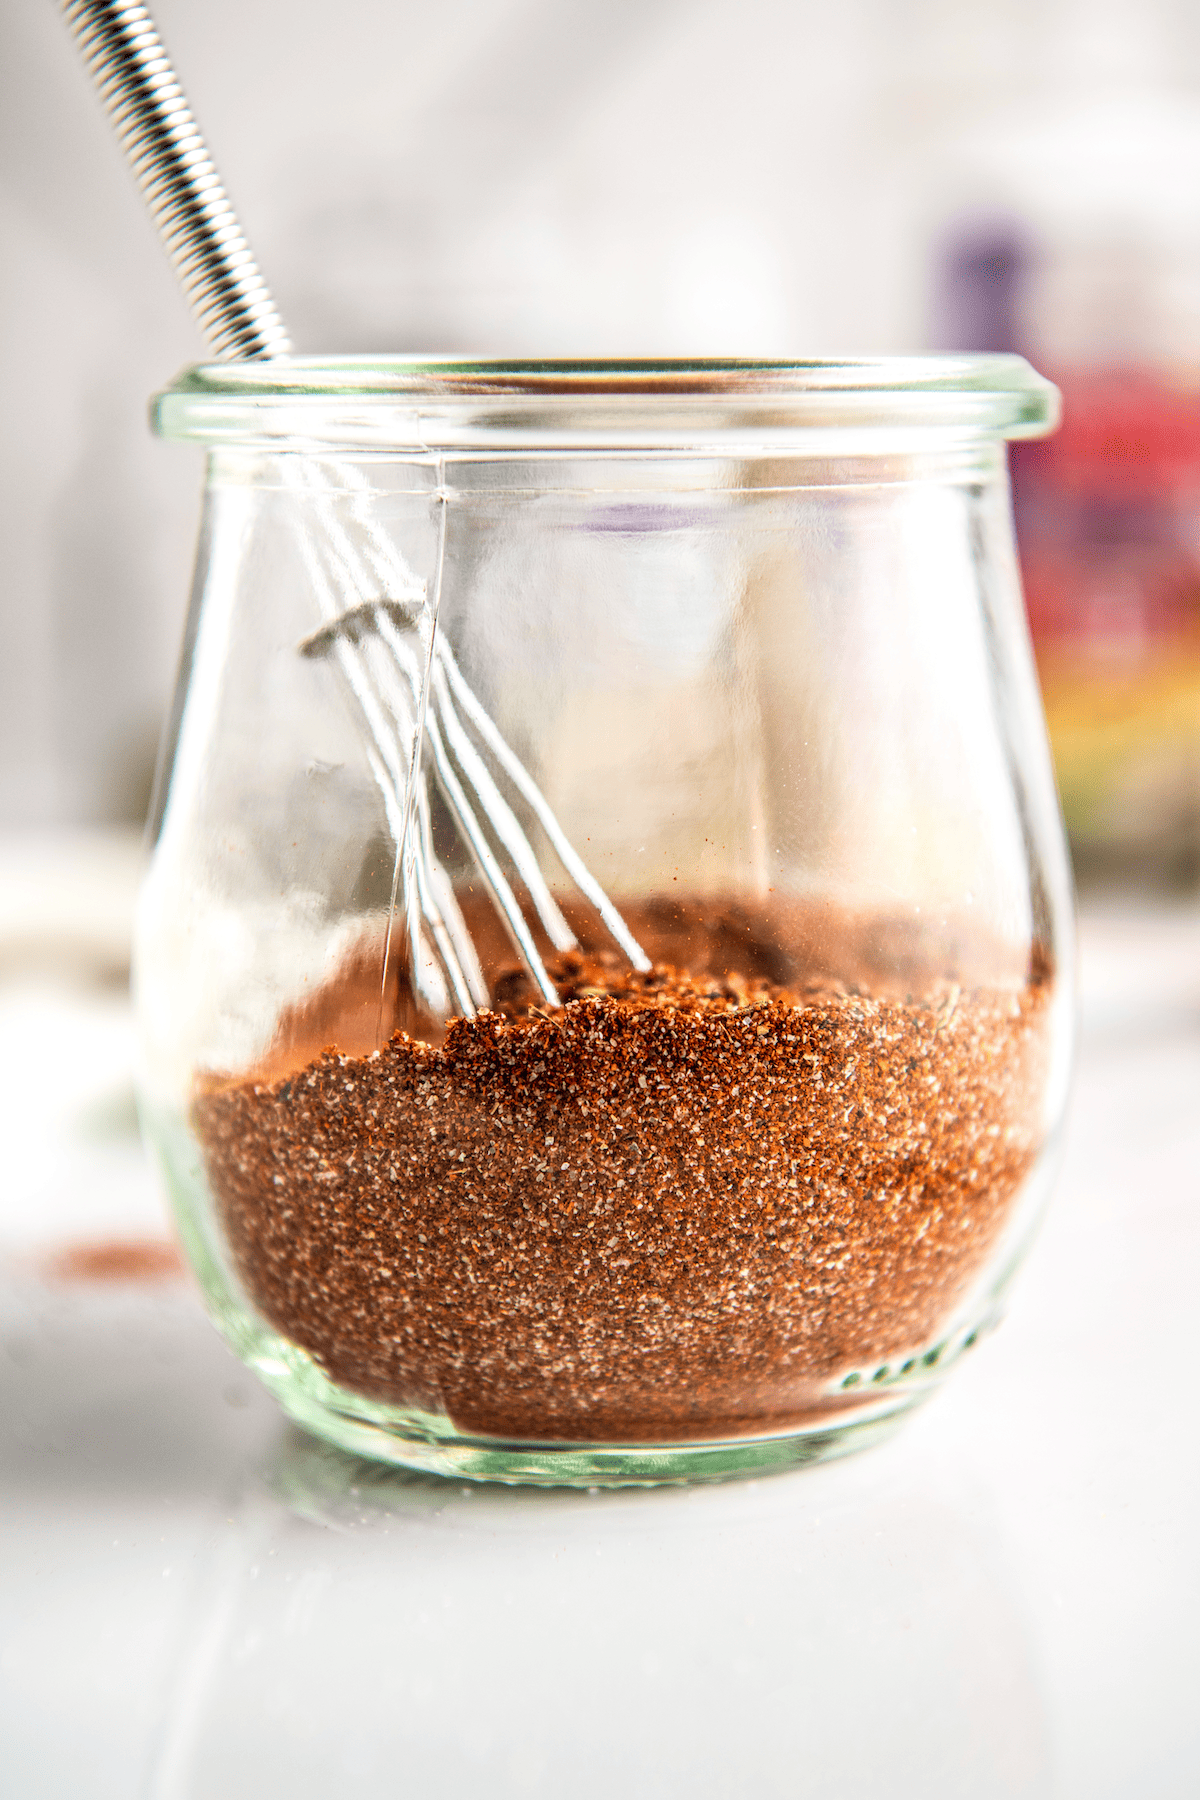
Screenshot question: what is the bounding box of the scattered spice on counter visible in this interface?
[45,1238,183,1283]
[192,941,1052,1443]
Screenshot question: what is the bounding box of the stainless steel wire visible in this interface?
[61,0,292,359]
[63,0,650,1013]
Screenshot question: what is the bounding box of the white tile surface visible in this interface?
[2,899,1199,1798]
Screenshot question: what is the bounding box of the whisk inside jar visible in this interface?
[293,457,649,1019]
[63,0,648,1022]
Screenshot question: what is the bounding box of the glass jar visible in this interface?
[137,357,1072,1485]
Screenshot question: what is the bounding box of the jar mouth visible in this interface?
[153,354,1059,451]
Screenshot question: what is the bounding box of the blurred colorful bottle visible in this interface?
[932,88,1200,884]
[1012,365,1200,879]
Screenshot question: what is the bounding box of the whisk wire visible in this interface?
[437,644,652,972]
[64,0,650,1020]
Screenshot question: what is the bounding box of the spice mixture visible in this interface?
[193,912,1053,1443]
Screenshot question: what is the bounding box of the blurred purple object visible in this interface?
[932,218,1031,355]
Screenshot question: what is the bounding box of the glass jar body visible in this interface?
[137,390,1073,1483]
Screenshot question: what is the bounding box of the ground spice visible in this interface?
[193,919,1053,1443]
[45,1238,183,1283]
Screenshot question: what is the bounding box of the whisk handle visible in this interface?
[61,0,292,359]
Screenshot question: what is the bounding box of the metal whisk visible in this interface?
[292,458,648,1016]
[63,0,649,1015]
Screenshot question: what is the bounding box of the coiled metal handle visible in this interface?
[61,0,292,359]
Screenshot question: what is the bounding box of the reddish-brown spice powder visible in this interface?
[44,1237,183,1284]
[193,931,1053,1443]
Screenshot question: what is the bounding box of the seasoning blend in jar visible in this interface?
[137,357,1072,1484]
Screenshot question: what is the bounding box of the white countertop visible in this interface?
[2,889,1199,1799]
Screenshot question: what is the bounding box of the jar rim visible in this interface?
[153,353,1060,450]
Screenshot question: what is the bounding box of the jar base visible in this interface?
[258,1362,928,1488]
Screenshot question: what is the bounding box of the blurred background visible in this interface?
[3,12,1200,1794]
[3,0,1200,881]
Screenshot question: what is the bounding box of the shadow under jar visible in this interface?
[137,357,1073,1485]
